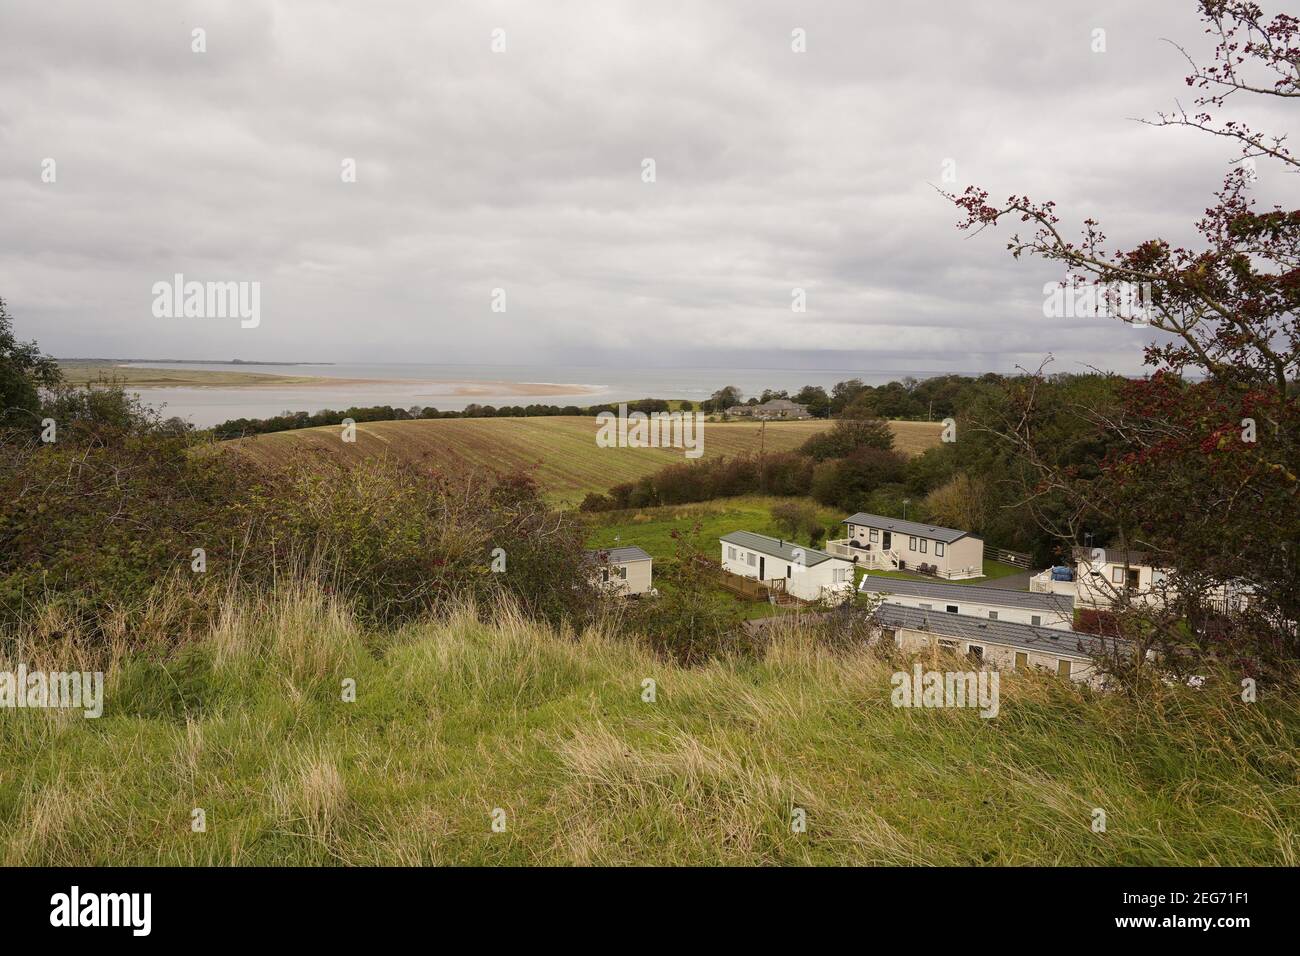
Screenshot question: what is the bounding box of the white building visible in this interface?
[827,513,984,579]
[1030,547,1255,614]
[585,546,655,597]
[1030,547,1167,609]
[874,604,1128,689]
[720,531,855,603]
[859,574,1075,630]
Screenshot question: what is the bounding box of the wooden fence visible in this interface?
[985,546,1032,569]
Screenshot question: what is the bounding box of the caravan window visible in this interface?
[919,539,927,554]
[935,542,945,557]
[908,536,918,551]
[869,529,879,543]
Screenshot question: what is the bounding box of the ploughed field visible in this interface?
[221,417,943,503]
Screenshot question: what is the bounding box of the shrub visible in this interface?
[800,416,894,461]
[0,298,60,433]
[592,452,811,510]
[0,390,601,639]
[922,473,987,534]
[620,528,748,665]
[579,492,615,512]
[810,447,908,510]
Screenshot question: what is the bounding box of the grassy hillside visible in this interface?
[222,417,943,503]
[2,584,1294,866]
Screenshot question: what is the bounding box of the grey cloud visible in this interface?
[0,0,1292,374]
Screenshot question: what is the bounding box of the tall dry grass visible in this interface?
[0,579,1295,865]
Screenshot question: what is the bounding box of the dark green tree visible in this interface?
[0,297,60,429]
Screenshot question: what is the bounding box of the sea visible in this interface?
[116,362,981,428]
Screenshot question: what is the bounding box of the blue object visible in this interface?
[1050,566,1074,582]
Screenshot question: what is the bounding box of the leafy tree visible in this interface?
[800,415,895,461]
[0,298,60,430]
[829,378,867,414]
[810,447,907,511]
[794,385,831,417]
[770,500,820,542]
[704,385,743,412]
[922,473,988,534]
[858,483,913,521]
[946,0,1300,673]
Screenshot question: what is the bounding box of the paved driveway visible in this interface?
[983,569,1037,591]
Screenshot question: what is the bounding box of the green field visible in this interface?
[855,561,1025,587]
[583,495,844,559]
[224,417,944,505]
[3,582,1293,865]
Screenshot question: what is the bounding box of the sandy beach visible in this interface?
[58,362,602,398]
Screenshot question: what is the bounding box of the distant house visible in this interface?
[874,604,1128,689]
[585,546,654,597]
[859,574,1075,630]
[720,531,854,603]
[828,513,983,579]
[725,399,813,420]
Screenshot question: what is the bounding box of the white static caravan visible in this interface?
[720,531,855,603]
[859,574,1075,630]
[585,546,655,597]
[829,513,984,579]
[1029,547,1253,615]
[874,604,1122,690]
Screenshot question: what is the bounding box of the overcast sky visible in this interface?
[0,0,1293,375]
